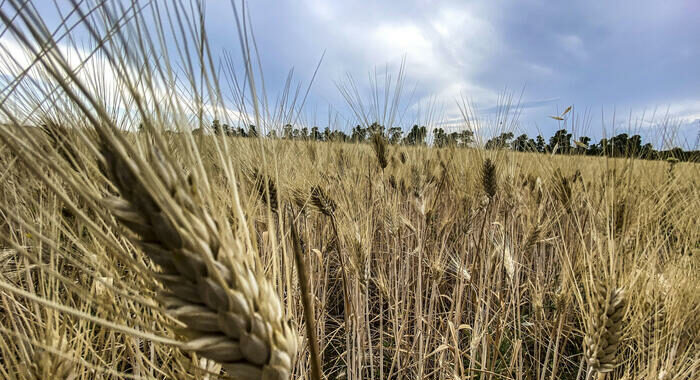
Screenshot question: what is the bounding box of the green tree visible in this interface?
[485,132,514,150]
[512,134,535,151]
[283,124,294,139]
[458,130,474,146]
[330,130,349,142]
[403,125,427,145]
[535,135,546,153]
[310,126,322,141]
[211,119,222,135]
[610,133,629,157]
[433,128,448,147]
[367,122,385,137]
[248,125,258,138]
[587,141,601,156]
[573,136,591,154]
[640,143,655,159]
[388,127,403,144]
[351,125,367,142]
[628,135,642,157]
[548,129,572,154]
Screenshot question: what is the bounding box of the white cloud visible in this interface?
[556,34,588,61]
[285,1,503,126]
[0,34,252,129]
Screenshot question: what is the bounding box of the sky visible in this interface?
[4,1,700,147]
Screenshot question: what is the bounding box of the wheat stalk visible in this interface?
[0,2,299,375]
[371,132,389,170]
[99,141,298,380]
[584,280,626,378]
[253,169,279,214]
[310,185,336,216]
[481,158,497,200]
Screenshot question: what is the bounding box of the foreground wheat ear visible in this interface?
[584,280,626,378]
[99,138,297,380]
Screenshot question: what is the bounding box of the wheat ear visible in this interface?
[584,281,626,377]
[481,158,497,200]
[371,132,389,170]
[100,141,297,380]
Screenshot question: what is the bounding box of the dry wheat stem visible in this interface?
[290,213,323,380]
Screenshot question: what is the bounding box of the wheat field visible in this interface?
[0,1,698,380]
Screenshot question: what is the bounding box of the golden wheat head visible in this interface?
[584,281,626,376]
[100,141,297,380]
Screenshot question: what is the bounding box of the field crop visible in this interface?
[0,1,698,380]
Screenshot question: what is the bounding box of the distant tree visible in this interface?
[330,130,349,142]
[323,127,332,141]
[485,132,514,150]
[572,136,591,154]
[300,127,309,140]
[640,143,655,159]
[610,133,629,157]
[433,128,448,147]
[512,134,535,151]
[248,125,258,138]
[628,135,642,157]
[598,138,610,156]
[367,122,385,137]
[403,125,427,145]
[310,126,322,141]
[351,125,367,142]
[458,130,474,146]
[388,127,403,144]
[535,135,546,153]
[211,119,222,135]
[445,132,460,146]
[586,142,601,156]
[283,124,294,139]
[548,129,572,154]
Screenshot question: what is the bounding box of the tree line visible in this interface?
[209,119,699,162]
[485,129,699,161]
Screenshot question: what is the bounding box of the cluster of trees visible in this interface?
[213,120,445,146]
[485,129,699,161]
[211,119,258,138]
[209,119,698,162]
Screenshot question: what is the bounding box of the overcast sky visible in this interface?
[9,1,700,147]
[216,0,700,146]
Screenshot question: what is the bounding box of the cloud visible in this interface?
[556,34,588,61]
[0,33,251,129]
[270,1,503,125]
[3,0,698,142]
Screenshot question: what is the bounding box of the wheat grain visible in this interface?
[371,132,389,170]
[310,185,336,216]
[481,158,497,200]
[100,142,298,380]
[253,170,279,214]
[585,281,626,376]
